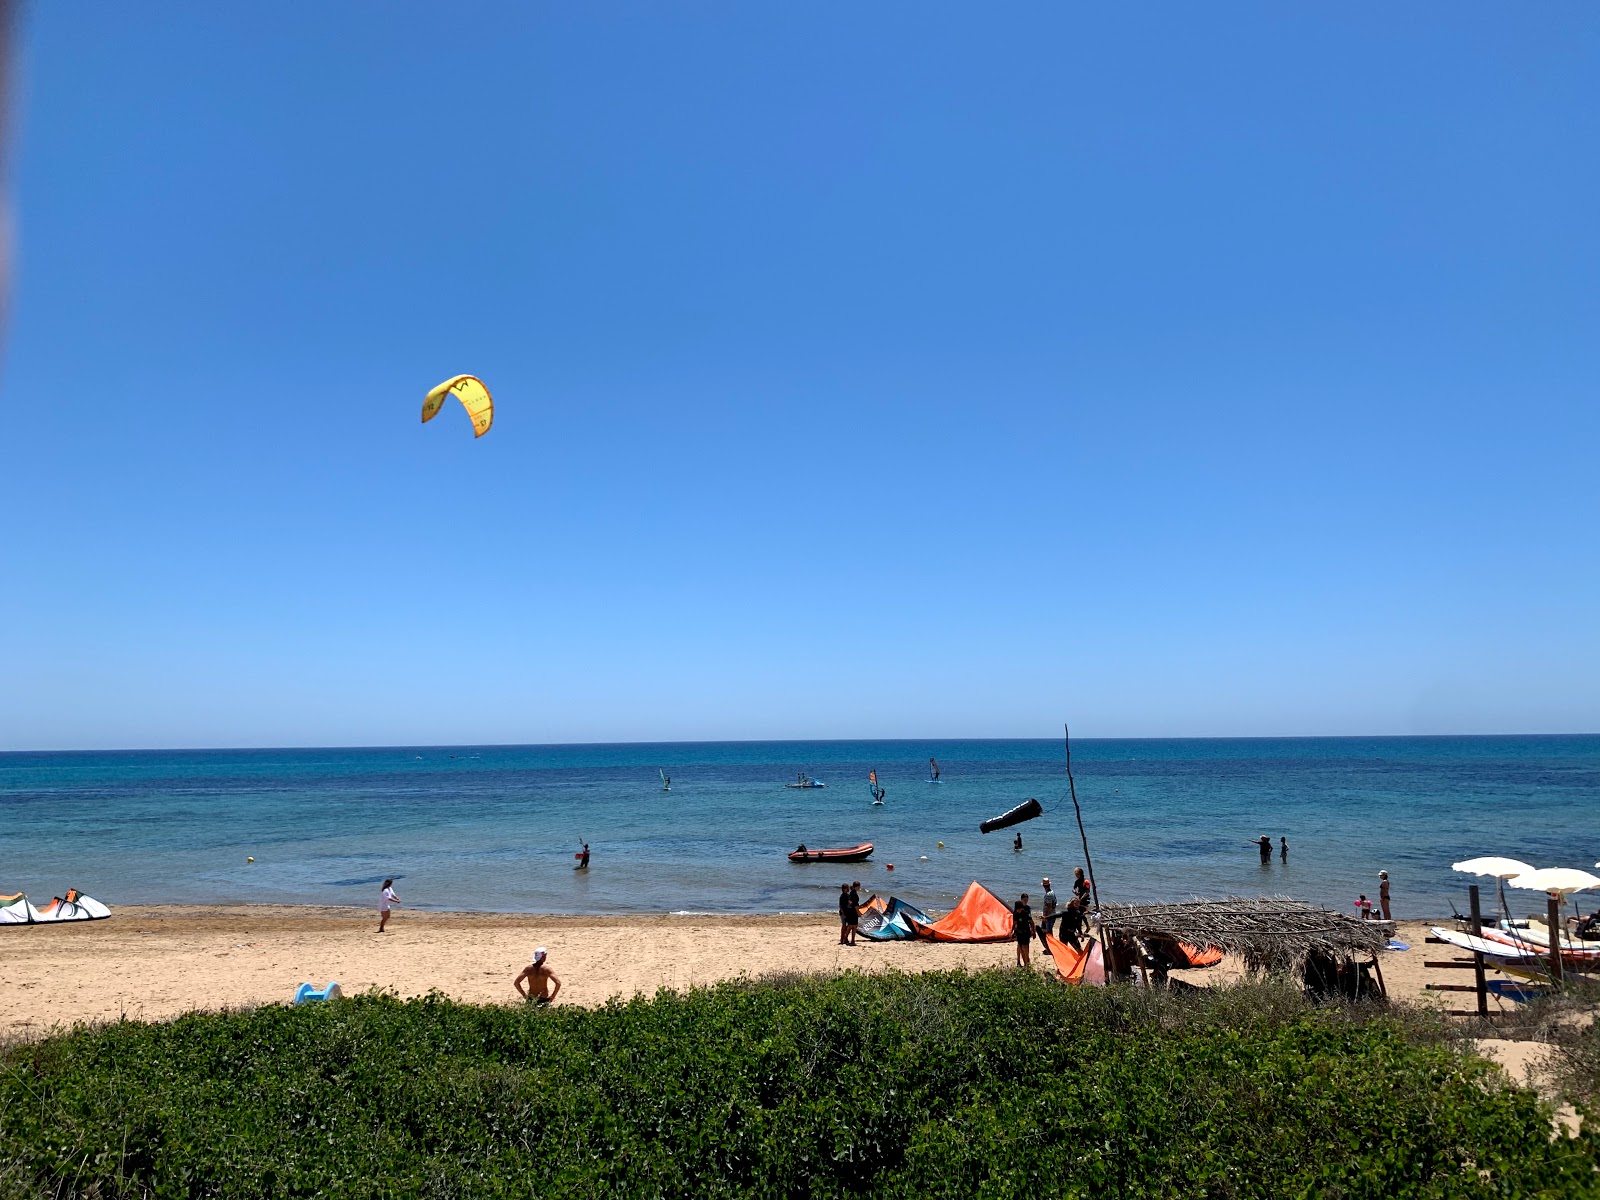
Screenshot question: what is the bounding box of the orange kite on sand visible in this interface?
[906,881,1013,942]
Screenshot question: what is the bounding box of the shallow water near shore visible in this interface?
[2,736,1595,918]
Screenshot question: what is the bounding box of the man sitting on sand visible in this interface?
[514,947,561,1006]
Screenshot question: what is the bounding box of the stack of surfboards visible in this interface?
[0,889,112,925]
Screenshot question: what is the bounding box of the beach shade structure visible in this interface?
[1094,897,1390,977]
[1453,856,1538,915]
[1508,868,1600,897]
[906,882,1014,942]
[857,896,931,941]
[1452,857,1536,881]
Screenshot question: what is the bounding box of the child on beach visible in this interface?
[378,879,400,932]
[1355,895,1372,920]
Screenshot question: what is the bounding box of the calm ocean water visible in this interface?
[2,737,1595,919]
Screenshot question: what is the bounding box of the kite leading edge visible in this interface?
[422,375,494,437]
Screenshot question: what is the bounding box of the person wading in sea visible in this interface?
[1378,871,1392,920]
[1250,835,1272,863]
[1280,837,1289,863]
[514,948,561,1006]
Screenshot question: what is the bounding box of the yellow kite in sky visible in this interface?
[421,375,494,438]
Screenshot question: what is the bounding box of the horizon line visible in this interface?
[3,731,1597,756]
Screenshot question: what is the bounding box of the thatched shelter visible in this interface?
[1094,897,1392,974]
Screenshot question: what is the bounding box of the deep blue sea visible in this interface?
[2,737,1595,919]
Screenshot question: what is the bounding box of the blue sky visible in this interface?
[2,5,1597,749]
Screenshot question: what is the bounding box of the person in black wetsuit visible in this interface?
[1013,894,1035,967]
[838,883,859,946]
[577,843,590,870]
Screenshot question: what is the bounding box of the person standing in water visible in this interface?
[1250,834,1272,863]
[929,757,940,781]
[378,879,400,933]
[1013,831,1023,852]
[1280,837,1289,863]
[577,843,590,870]
[514,948,561,1006]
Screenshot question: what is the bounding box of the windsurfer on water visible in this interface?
[929,757,940,782]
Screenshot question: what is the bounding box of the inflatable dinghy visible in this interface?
[788,842,873,863]
[979,797,1042,834]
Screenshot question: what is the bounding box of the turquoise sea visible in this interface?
[2,737,1596,919]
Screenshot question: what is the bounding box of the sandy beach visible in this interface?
[1,906,1468,1039]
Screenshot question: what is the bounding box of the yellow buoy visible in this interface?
[937,842,944,848]
[246,857,254,863]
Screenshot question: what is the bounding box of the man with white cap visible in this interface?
[514,947,562,1007]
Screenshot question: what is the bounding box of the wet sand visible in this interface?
[0,908,1457,1039]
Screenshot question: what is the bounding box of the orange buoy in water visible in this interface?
[885,863,894,870]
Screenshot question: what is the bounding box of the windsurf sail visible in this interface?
[929,757,940,781]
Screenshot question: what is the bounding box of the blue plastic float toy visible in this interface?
[293,981,343,1005]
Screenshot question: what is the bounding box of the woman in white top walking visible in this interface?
[378,878,400,932]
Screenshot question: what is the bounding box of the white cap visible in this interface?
[533,947,547,964]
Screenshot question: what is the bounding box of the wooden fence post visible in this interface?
[1469,884,1488,1017]
[1547,894,1564,987]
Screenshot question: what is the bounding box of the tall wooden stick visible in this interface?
[1064,724,1101,910]
[1468,884,1488,1018]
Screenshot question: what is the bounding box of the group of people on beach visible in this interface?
[838,881,866,945]
[1010,868,1092,966]
[1249,835,1394,919]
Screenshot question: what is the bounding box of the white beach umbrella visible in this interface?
[1507,868,1600,897]
[1453,857,1536,880]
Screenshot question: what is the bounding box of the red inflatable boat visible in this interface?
[788,842,874,863]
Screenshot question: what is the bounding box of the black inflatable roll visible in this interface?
[979,797,1042,834]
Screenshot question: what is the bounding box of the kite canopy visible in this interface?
[858,896,931,941]
[1452,857,1536,880]
[906,882,1014,942]
[422,375,494,437]
[1508,868,1600,897]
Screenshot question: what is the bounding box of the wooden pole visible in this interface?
[1468,885,1488,1018]
[1547,894,1564,987]
[1064,724,1100,910]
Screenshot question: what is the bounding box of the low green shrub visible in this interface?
[1,971,1593,1198]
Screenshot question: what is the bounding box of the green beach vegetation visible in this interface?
[1,971,1594,1199]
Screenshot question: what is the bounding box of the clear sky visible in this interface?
[2,5,1597,749]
